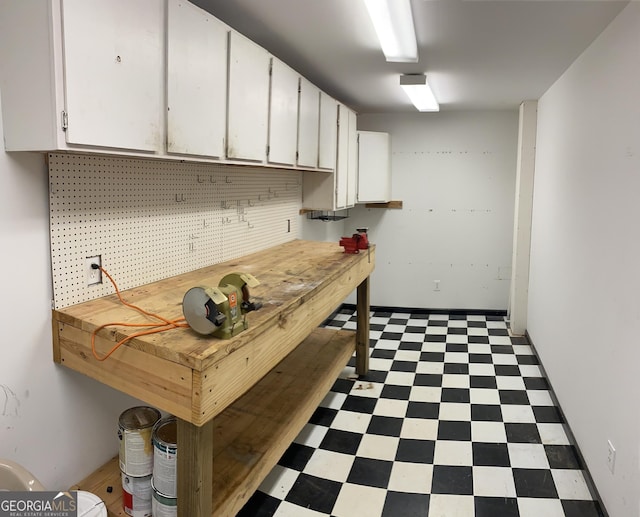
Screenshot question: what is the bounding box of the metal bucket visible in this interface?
[151,479,177,517]
[121,471,152,517]
[118,406,161,477]
[152,416,177,498]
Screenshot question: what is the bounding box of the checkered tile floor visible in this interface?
[237,308,604,517]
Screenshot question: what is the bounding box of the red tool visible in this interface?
[339,228,369,254]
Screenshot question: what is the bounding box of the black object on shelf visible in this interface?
[306,210,350,222]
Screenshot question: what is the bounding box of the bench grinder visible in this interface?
[182,272,262,339]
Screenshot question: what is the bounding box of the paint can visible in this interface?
[118,406,161,477]
[121,471,152,517]
[76,491,107,517]
[151,479,177,517]
[152,416,178,498]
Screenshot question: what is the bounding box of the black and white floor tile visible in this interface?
[237,308,604,517]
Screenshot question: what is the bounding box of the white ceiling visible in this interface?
[191,0,628,113]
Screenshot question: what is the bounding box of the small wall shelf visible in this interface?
[365,201,403,209]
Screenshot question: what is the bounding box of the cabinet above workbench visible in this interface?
[0,0,351,173]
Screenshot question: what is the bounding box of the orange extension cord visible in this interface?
[91,266,189,362]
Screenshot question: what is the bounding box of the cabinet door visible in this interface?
[297,78,320,168]
[318,92,337,171]
[268,59,299,166]
[167,0,227,158]
[335,104,350,210]
[357,131,391,203]
[61,0,164,152]
[227,31,270,162]
[346,108,358,207]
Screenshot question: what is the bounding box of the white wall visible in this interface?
[528,4,640,516]
[301,216,346,244]
[0,94,144,489]
[349,111,518,310]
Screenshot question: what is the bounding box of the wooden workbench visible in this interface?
[54,239,374,517]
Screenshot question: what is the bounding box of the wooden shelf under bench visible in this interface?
[74,327,356,517]
[54,239,375,516]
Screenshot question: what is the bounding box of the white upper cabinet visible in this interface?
[301,102,357,211]
[318,92,338,171]
[335,103,358,210]
[0,0,164,153]
[346,108,358,207]
[268,59,299,166]
[62,0,164,151]
[357,131,391,203]
[227,31,270,162]
[167,0,228,158]
[297,78,320,168]
[335,104,350,210]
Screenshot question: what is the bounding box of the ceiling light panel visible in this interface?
[400,74,439,112]
[363,0,418,62]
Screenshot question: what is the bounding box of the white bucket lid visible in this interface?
[77,490,107,517]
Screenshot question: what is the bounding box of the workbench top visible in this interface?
[55,239,371,370]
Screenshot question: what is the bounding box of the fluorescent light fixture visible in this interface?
[400,74,439,112]
[363,0,418,63]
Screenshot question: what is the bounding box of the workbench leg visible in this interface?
[356,276,370,376]
[177,418,214,517]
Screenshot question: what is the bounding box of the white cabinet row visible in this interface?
[0,0,349,174]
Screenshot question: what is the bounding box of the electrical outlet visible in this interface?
[607,439,616,474]
[85,255,102,286]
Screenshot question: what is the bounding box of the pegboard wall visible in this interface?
[49,153,301,309]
